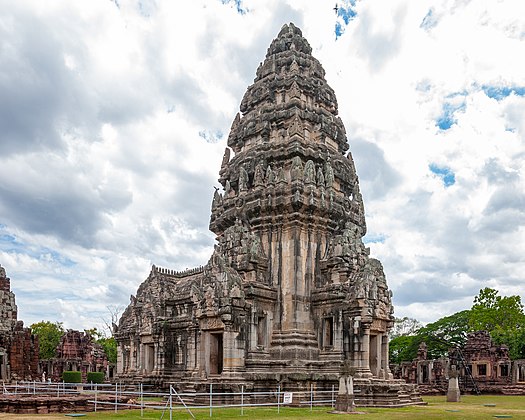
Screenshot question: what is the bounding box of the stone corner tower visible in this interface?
[116,23,422,406]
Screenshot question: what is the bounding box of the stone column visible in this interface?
[356,326,372,378]
[222,325,233,376]
[116,346,123,374]
[381,333,392,379]
[222,323,244,377]
[130,340,136,372]
[375,334,382,378]
[154,341,161,374]
[185,330,195,372]
[335,311,343,352]
[138,342,144,373]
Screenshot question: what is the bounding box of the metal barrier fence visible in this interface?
[2,381,336,419]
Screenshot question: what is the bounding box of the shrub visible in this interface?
[87,371,105,383]
[63,371,82,383]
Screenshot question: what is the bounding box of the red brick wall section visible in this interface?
[10,321,39,380]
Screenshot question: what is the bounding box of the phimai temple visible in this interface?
[115,23,422,406]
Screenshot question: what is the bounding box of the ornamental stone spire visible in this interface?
[209,22,370,362]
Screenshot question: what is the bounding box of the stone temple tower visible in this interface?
[116,23,421,405]
[210,22,391,376]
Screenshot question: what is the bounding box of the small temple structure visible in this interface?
[115,23,422,406]
[394,331,525,394]
[40,330,111,382]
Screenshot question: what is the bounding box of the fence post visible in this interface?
[140,383,144,418]
[310,383,313,412]
[331,384,335,409]
[241,384,244,416]
[94,383,97,412]
[277,384,280,414]
[115,383,118,413]
[209,383,213,417]
[170,385,173,420]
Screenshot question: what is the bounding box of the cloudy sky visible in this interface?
[1,0,524,332]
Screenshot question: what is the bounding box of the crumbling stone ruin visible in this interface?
[115,23,422,406]
[40,330,110,382]
[0,265,39,381]
[394,331,525,394]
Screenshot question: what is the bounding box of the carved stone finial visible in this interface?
[317,166,325,187]
[266,165,275,184]
[291,156,303,181]
[325,156,334,188]
[221,147,231,170]
[304,160,315,184]
[254,163,265,187]
[239,166,249,191]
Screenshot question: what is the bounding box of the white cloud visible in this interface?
[0,0,525,330]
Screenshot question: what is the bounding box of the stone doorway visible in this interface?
[0,354,5,380]
[144,343,154,373]
[209,333,223,375]
[517,363,525,383]
[369,334,379,377]
[422,365,429,383]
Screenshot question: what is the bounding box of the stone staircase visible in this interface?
[501,384,525,395]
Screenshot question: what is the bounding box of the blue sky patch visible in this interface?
[221,0,247,15]
[0,226,76,267]
[363,233,386,244]
[482,85,525,101]
[436,101,465,130]
[199,130,224,143]
[334,1,358,39]
[429,163,456,187]
[420,8,438,30]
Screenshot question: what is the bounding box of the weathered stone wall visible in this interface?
[10,321,39,381]
[0,265,39,381]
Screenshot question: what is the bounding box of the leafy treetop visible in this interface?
[389,287,525,363]
[30,321,64,360]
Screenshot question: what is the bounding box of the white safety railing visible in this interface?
[2,380,337,418]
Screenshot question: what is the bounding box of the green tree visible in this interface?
[30,321,64,360]
[389,335,420,364]
[97,336,117,364]
[389,311,471,364]
[469,287,525,333]
[84,327,117,364]
[469,287,525,359]
[416,310,471,359]
[390,288,525,364]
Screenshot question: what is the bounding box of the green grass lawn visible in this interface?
[2,395,525,420]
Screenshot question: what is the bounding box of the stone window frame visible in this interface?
[499,364,509,377]
[322,316,334,348]
[256,315,267,349]
[477,363,487,376]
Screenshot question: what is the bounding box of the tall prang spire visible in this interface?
[209,22,378,363]
[211,22,365,242]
